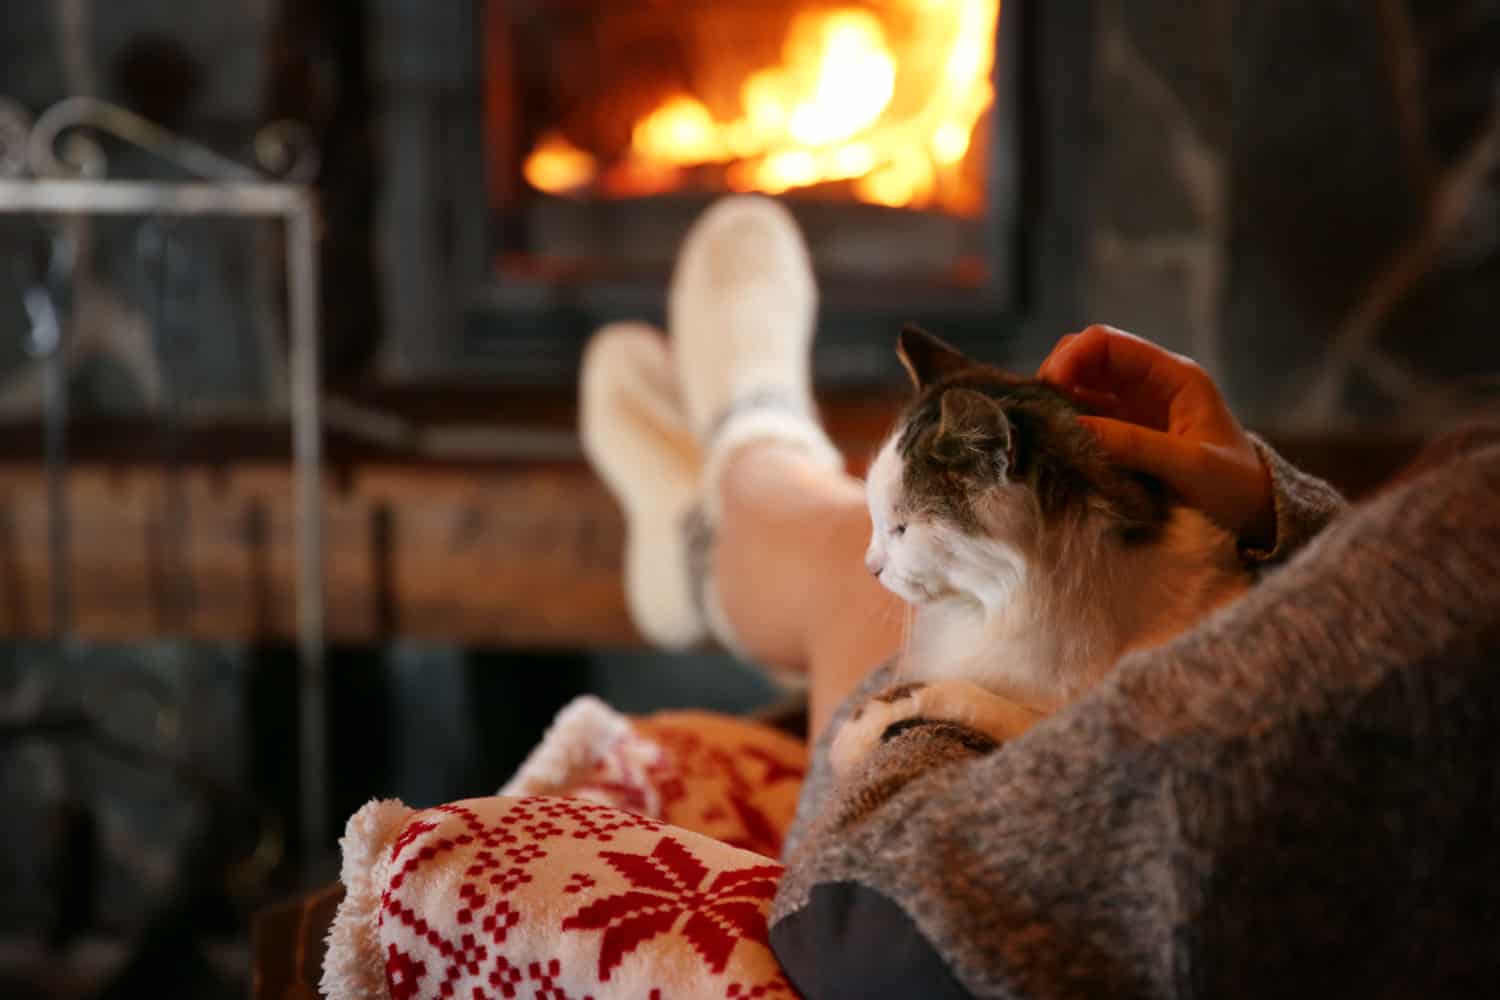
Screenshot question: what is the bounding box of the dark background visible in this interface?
[0,0,1496,996]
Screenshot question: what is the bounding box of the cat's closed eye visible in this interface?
[891,524,907,537]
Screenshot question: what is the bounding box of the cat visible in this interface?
[831,327,1250,777]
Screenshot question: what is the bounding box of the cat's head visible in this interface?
[864,326,1167,607]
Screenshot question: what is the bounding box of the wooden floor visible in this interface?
[0,388,1421,647]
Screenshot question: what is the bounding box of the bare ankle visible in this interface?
[722,441,812,497]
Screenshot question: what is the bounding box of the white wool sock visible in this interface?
[580,322,709,649]
[668,196,843,525]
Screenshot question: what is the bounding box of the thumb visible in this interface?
[1076,415,1203,489]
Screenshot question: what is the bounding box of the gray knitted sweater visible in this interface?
[769,434,1500,999]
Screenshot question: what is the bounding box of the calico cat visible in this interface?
[832,327,1250,776]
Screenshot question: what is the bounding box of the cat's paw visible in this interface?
[830,679,1045,781]
[830,683,930,780]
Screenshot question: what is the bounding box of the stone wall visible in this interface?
[1083,0,1230,375]
[0,1,280,412]
[1081,0,1500,431]
[1227,0,1500,429]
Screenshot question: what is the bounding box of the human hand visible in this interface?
[1037,325,1275,548]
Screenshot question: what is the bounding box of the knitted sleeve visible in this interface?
[1239,433,1346,569]
[777,659,987,866]
[781,433,1346,864]
[770,435,1500,999]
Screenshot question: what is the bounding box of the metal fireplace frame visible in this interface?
[467,0,1030,384]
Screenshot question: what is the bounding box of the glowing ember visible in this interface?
[634,96,724,165]
[522,133,597,194]
[522,0,1002,213]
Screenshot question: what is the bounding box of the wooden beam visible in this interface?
[0,388,908,648]
[0,460,636,647]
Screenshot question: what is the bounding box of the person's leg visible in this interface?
[578,321,901,737]
[584,197,905,738]
[714,443,906,735]
[666,197,905,736]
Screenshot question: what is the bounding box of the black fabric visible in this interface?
[770,882,975,1000]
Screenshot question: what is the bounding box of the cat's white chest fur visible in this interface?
[864,434,1248,710]
[901,594,1046,701]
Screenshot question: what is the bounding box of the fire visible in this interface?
[523,0,1001,213]
[522,133,597,195]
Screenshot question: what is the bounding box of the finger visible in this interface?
[1077,415,1205,488]
[1037,327,1165,423]
[1036,325,1137,387]
[1037,328,1109,385]
[1058,385,1119,413]
[1042,326,1203,429]
[1035,332,1079,380]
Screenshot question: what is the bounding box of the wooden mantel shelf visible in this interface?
[0,387,906,648]
[0,458,640,647]
[0,386,1419,648]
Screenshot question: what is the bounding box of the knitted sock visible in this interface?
[579,322,708,649]
[668,195,844,528]
[666,196,843,677]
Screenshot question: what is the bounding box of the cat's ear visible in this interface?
[898,325,971,391]
[932,388,1015,474]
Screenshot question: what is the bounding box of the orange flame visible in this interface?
[524,0,1001,213]
[522,133,597,195]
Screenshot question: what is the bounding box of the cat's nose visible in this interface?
[864,548,885,578]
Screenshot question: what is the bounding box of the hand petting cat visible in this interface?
[1038,324,1276,551]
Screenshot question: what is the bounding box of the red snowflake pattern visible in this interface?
[561,835,781,981]
[528,958,595,1000]
[638,724,807,858]
[559,713,807,861]
[371,786,800,1000]
[385,944,426,1000]
[390,818,439,862]
[487,955,524,998]
[534,796,665,842]
[726,974,800,998]
[563,872,597,894]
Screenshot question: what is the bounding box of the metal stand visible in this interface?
[0,98,329,857]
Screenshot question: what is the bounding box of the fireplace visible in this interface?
[471,0,1024,383]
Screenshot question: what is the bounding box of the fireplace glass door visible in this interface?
[486,0,1012,283]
